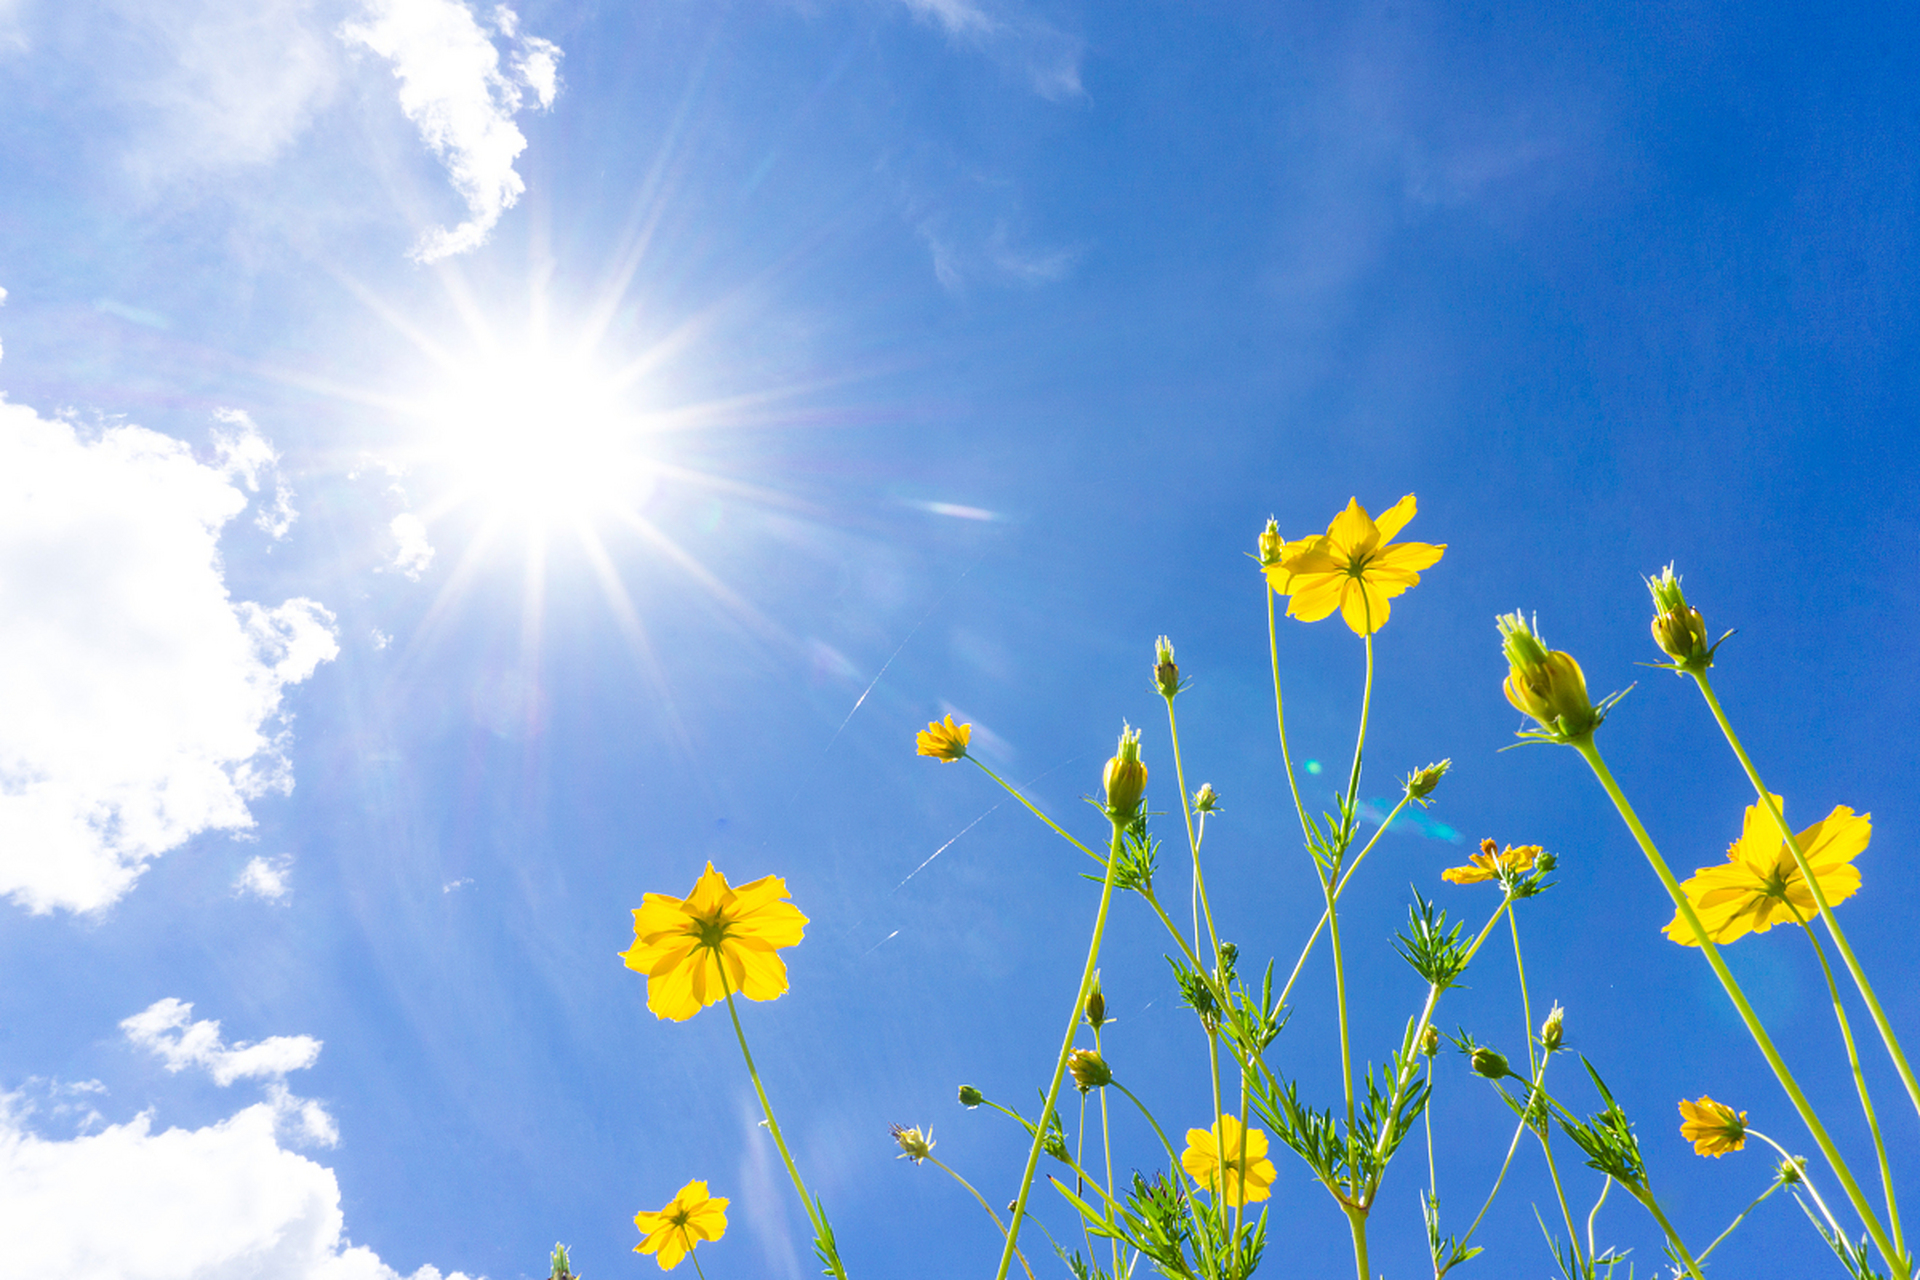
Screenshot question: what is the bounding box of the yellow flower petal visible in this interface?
[1372,493,1418,542]
[1339,578,1391,635]
[1324,498,1381,559]
[1667,798,1869,947]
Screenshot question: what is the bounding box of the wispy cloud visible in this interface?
[342,0,563,261]
[894,0,1083,100]
[106,0,343,180]
[0,400,338,914]
[123,997,323,1088]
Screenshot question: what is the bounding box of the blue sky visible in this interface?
[1,1,1917,1277]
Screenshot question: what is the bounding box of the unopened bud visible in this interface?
[1540,1004,1564,1054]
[1471,1046,1511,1080]
[1420,1026,1440,1057]
[1192,782,1219,814]
[1102,725,1147,823]
[1647,565,1715,670]
[1084,975,1108,1030]
[1154,636,1181,699]
[1257,518,1285,568]
[1498,613,1599,741]
[1067,1048,1112,1092]
[957,1085,984,1108]
[1405,760,1450,802]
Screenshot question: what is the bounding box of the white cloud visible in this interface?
[389,512,435,578]
[211,409,300,540]
[123,998,323,1088]
[235,853,294,900]
[0,1073,467,1280]
[0,402,339,914]
[341,0,563,261]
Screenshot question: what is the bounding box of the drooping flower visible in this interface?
[634,1178,729,1270]
[1442,838,1541,886]
[915,714,971,761]
[1068,1048,1112,1092]
[619,863,808,1021]
[1269,495,1446,636]
[1678,1096,1748,1157]
[1663,797,1868,947]
[1180,1114,1277,1207]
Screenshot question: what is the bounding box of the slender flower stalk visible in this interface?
[921,1154,1035,1280]
[994,814,1130,1280]
[1687,668,1920,1124]
[720,981,847,1280]
[1793,909,1905,1260]
[1572,739,1901,1275]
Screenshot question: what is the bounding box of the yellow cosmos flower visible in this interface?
[1663,796,1868,947]
[619,863,809,1022]
[1269,495,1446,636]
[1180,1114,1277,1207]
[1442,838,1541,885]
[634,1178,729,1270]
[1677,1096,1748,1157]
[915,714,971,761]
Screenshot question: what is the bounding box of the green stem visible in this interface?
[994,820,1128,1280]
[1345,1204,1372,1280]
[1163,696,1220,963]
[1691,669,1920,1124]
[1510,914,1581,1271]
[1572,738,1899,1274]
[688,1246,708,1280]
[927,1157,1036,1280]
[1696,1178,1784,1263]
[1750,1128,1846,1242]
[1096,1026,1117,1280]
[722,985,847,1280]
[1267,586,1312,841]
[968,758,1101,860]
[1270,791,1416,1018]
[1796,912,1904,1261]
[1631,1188,1707,1280]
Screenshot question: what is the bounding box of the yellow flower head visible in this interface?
[1677,1096,1748,1157]
[634,1178,729,1271]
[1664,796,1868,947]
[1269,495,1446,635]
[915,714,971,761]
[619,863,809,1022]
[1442,838,1541,886]
[1180,1114,1277,1207]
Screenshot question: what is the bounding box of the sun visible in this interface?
[414,345,656,529]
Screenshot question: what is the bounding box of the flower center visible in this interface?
[692,912,733,949]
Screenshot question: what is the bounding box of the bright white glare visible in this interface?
[420,348,655,527]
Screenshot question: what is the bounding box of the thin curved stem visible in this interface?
[1267,587,1312,841]
[722,984,847,1280]
[1691,670,1920,1123]
[1573,738,1899,1275]
[1795,911,1904,1260]
[926,1157,1036,1280]
[1271,791,1417,1020]
[1697,1177,1785,1264]
[994,820,1128,1280]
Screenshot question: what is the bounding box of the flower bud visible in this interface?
[889,1123,934,1163]
[1067,1048,1112,1092]
[1404,760,1450,802]
[1192,783,1220,814]
[1646,564,1715,670]
[1420,1025,1440,1057]
[1084,974,1108,1030]
[1497,613,1599,741]
[1103,725,1147,823]
[1152,636,1182,700]
[1540,1003,1564,1054]
[549,1243,576,1280]
[957,1085,984,1108]
[1257,518,1285,567]
[1470,1046,1511,1080]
